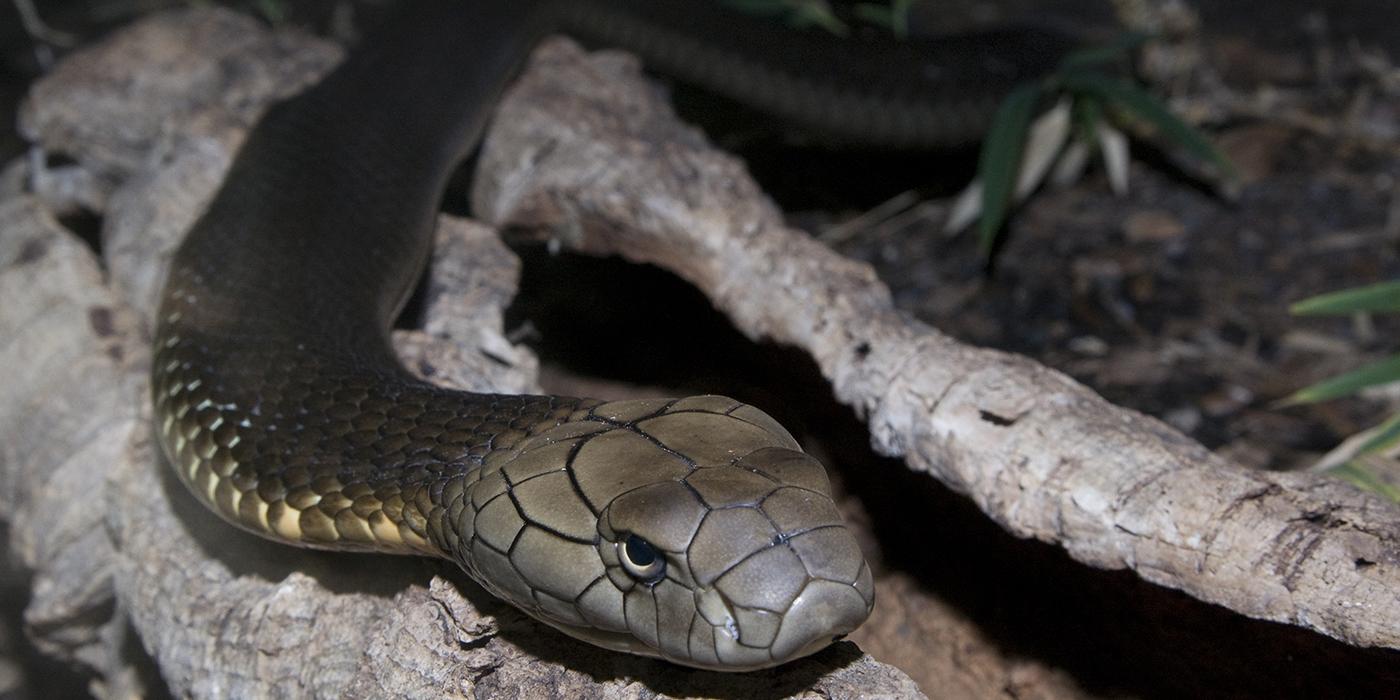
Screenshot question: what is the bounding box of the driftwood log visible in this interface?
[2,7,1398,698]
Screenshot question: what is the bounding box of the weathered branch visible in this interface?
[3,9,920,698]
[471,39,1400,651]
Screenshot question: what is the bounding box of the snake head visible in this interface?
[458,396,874,671]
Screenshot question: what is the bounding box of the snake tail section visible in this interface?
[556,0,1078,148]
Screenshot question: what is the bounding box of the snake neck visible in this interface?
[157,0,1078,397]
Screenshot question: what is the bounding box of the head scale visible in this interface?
[455,396,873,670]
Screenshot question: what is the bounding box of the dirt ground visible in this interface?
[2,0,1398,697]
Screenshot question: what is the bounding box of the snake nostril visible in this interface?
[768,579,871,662]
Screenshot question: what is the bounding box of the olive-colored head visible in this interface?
[456,396,873,671]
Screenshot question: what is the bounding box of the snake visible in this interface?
[151,0,1072,671]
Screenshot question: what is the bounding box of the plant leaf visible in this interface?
[977,82,1042,255]
[1327,460,1400,503]
[1281,354,1400,405]
[1291,280,1400,315]
[1050,139,1091,186]
[1352,411,1400,457]
[1070,94,1104,141]
[1095,120,1131,195]
[1014,98,1073,199]
[789,3,849,36]
[1062,73,1238,186]
[943,178,983,234]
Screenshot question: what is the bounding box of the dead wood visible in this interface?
[471,38,1400,653]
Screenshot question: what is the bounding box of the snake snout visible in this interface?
[694,509,874,669]
[674,445,875,669]
[764,563,872,662]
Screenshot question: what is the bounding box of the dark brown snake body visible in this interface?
[152,0,1070,670]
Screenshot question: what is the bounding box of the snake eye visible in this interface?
[618,534,666,583]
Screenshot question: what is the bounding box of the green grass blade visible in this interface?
[1071,94,1104,141]
[788,4,849,35]
[1353,412,1400,457]
[977,83,1042,255]
[1291,280,1400,315]
[1062,73,1238,184]
[889,0,914,38]
[1281,354,1400,405]
[1327,461,1400,503]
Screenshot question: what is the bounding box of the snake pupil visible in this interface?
[624,534,655,565]
[620,534,665,583]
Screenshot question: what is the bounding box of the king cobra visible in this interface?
[152,0,1071,670]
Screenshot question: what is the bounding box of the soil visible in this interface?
[2,1,1398,698]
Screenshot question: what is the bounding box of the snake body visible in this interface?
[153,0,1069,670]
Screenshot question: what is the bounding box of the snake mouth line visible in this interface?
[521,583,841,672]
[527,615,767,672]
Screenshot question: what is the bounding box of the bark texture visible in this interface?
[471,36,1400,652]
[3,5,1399,699]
